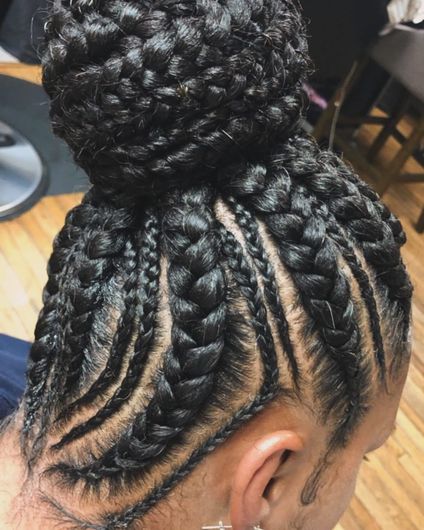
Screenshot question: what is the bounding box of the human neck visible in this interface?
[0,423,227,530]
[0,425,36,529]
[0,424,88,530]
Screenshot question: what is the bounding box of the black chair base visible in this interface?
[0,119,48,221]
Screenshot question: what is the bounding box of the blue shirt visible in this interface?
[0,334,30,420]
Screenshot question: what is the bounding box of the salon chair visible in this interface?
[0,118,46,221]
[0,0,48,221]
[313,25,424,231]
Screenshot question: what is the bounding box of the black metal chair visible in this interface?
[313,26,424,231]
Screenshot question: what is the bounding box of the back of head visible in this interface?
[10,0,412,528]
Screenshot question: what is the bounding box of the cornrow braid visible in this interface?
[219,225,280,389]
[59,212,130,394]
[276,135,412,332]
[224,196,300,386]
[22,189,112,435]
[224,163,370,442]
[22,198,87,440]
[53,221,141,426]
[53,211,161,449]
[325,217,387,379]
[341,165,406,247]
[50,386,284,530]
[51,186,229,483]
[224,162,386,380]
[25,195,135,463]
[335,165,412,337]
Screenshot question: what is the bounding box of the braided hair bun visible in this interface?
[42,0,309,203]
[22,2,412,526]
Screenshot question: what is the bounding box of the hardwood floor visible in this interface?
[0,67,423,529]
[0,62,41,84]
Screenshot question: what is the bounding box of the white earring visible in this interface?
[202,521,263,530]
[202,521,232,530]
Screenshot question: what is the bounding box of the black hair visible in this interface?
[14,0,412,527]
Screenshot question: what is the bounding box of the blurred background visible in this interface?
[0,1,423,529]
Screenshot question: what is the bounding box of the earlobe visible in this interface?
[230,431,303,530]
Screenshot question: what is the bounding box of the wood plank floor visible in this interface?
[0,68,423,529]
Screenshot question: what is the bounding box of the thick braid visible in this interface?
[54,219,142,425]
[219,226,280,389]
[341,166,406,247]
[23,190,113,435]
[326,218,386,378]
[22,198,89,439]
[104,388,282,528]
[52,186,229,482]
[335,163,412,339]
[225,164,369,440]
[53,212,161,449]
[223,131,411,346]
[52,234,138,420]
[61,208,130,393]
[276,135,412,323]
[225,197,300,386]
[25,196,135,463]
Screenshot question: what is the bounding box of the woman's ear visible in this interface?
[229,430,303,530]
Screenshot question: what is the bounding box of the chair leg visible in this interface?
[417,207,424,233]
[313,57,369,144]
[313,92,340,143]
[376,115,424,196]
[367,88,410,162]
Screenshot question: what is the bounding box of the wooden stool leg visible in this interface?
[376,115,424,196]
[417,207,424,233]
[367,88,410,162]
